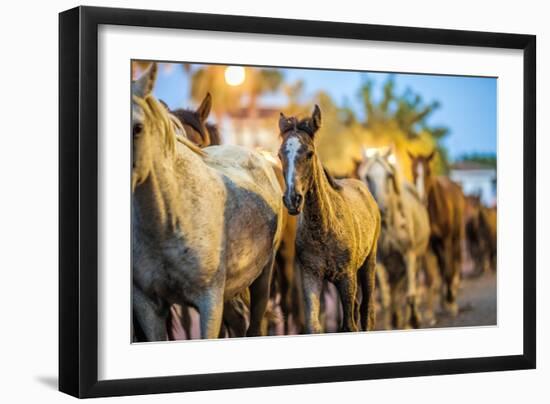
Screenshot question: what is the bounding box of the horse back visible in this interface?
[336,177,380,254]
[204,145,284,297]
[402,182,430,250]
[429,177,465,240]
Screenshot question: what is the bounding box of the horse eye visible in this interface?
[133,123,144,137]
[306,151,314,159]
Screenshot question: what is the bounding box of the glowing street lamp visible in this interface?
[224,66,245,86]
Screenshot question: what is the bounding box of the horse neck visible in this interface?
[426,176,448,228]
[423,170,435,198]
[303,156,337,232]
[133,143,209,237]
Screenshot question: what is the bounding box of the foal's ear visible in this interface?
[426,149,436,162]
[311,104,322,133]
[407,150,416,161]
[197,93,212,122]
[133,62,158,98]
[279,112,291,134]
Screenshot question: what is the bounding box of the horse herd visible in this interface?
[131,63,496,342]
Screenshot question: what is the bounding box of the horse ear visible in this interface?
[427,149,436,161]
[311,104,322,133]
[133,62,158,98]
[158,99,169,110]
[279,112,289,134]
[197,93,212,122]
[361,147,369,161]
[407,150,415,161]
[383,146,393,159]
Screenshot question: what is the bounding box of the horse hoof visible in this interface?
[445,303,459,317]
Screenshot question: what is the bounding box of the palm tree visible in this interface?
[190,65,243,122]
[243,68,284,118]
[357,76,450,175]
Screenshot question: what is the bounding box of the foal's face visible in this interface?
[279,133,315,215]
[278,106,322,215]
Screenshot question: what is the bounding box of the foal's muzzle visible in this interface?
[283,191,303,215]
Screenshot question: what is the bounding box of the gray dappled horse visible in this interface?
[131,64,283,340]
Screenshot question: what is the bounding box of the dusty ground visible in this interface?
[431,271,497,329]
[169,270,497,339]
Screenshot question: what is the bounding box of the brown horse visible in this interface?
[464,195,497,276]
[169,93,221,147]
[278,106,380,333]
[408,151,465,316]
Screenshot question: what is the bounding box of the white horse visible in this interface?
[132,64,283,340]
[358,148,431,328]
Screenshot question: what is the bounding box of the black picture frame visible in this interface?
[59,6,536,398]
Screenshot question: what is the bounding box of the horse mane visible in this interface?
[403,181,422,202]
[205,122,221,145]
[134,95,206,158]
[323,167,342,190]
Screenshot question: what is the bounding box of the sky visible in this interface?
[152,63,497,161]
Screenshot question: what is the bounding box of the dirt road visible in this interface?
[431,271,497,329]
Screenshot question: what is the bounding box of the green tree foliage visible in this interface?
[276,75,450,178]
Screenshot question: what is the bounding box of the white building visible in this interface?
[450,162,497,207]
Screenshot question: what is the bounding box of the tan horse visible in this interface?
[131,64,283,340]
[278,106,380,333]
[408,151,465,316]
[358,149,431,328]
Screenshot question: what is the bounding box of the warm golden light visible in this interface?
[224,66,245,86]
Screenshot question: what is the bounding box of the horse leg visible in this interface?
[133,285,168,342]
[276,251,293,335]
[423,250,440,326]
[442,239,459,316]
[196,288,224,339]
[405,251,422,328]
[291,264,305,334]
[448,234,462,313]
[390,278,404,329]
[179,305,192,339]
[247,253,275,337]
[335,274,359,332]
[301,268,323,334]
[376,263,392,330]
[359,249,377,331]
[223,298,248,338]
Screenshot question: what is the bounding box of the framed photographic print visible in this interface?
[59,6,536,398]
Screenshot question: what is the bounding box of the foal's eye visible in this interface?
[306,151,314,159]
[133,123,144,137]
